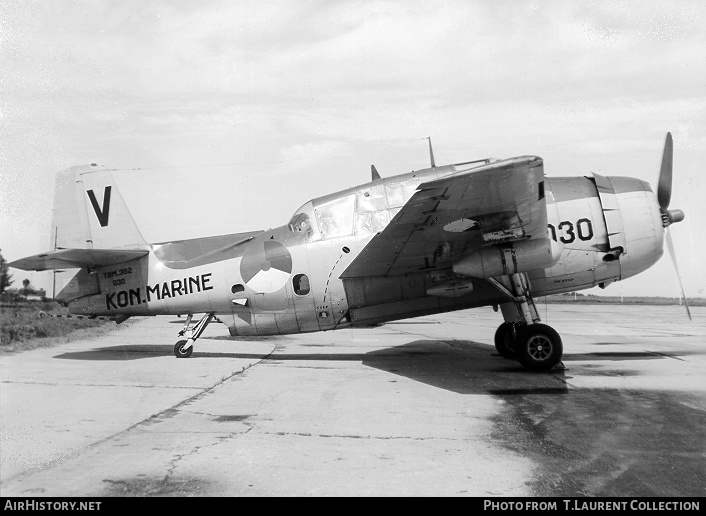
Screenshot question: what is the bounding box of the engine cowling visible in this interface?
[600,175,665,281]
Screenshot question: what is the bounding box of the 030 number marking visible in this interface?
[548,218,593,244]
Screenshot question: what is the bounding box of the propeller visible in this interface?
[657,132,691,320]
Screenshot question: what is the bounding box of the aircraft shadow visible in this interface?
[50,339,554,397]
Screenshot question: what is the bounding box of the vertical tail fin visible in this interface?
[51,164,147,250]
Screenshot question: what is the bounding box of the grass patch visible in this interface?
[0,299,122,354]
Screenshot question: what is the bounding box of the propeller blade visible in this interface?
[665,228,691,321]
[657,132,673,211]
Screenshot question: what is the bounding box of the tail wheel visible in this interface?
[174,340,193,358]
[494,322,520,359]
[516,323,563,371]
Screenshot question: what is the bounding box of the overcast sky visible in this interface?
[1,0,704,300]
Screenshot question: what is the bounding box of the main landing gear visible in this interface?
[489,274,563,371]
[174,312,215,358]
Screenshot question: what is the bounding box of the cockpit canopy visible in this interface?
[288,180,420,242]
[287,159,495,242]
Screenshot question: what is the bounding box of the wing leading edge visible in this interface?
[341,156,548,279]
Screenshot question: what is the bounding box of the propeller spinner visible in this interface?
[657,132,691,320]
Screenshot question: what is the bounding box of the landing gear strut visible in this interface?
[489,274,563,371]
[174,313,214,358]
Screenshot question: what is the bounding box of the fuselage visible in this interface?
[64,158,665,335]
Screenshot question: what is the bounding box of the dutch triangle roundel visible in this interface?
[240,240,292,293]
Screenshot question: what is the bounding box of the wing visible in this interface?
[341,156,547,278]
[8,248,149,271]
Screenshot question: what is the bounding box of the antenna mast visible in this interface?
[425,137,436,168]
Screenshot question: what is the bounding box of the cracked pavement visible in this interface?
[1,305,704,496]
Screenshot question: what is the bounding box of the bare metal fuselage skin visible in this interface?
[64,160,664,336]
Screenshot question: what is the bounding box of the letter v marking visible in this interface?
[87,186,112,227]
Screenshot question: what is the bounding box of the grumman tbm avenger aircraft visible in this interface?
[10,133,689,371]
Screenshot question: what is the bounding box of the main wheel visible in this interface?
[494,322,519,359]
[516,323,563,371]
[174,339,193,358]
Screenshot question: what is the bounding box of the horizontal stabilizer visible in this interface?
[9,248,148,271]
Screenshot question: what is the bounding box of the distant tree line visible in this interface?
[0,249,13,293]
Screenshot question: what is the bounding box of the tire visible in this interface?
[174,339,193,358]
[516,323,563,371]
[494,322,519,359]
